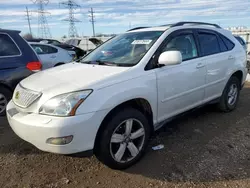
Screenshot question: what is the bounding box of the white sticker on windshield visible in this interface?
[132,40,152,45]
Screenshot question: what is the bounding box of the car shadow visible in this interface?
[126,86,250,183]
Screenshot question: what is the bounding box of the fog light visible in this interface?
[46,135,73,145]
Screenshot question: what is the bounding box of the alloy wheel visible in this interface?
[227,83,238,106]
[110,118,145,163]
[0,93,8,114]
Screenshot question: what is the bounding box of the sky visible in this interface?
[0,0,250,38]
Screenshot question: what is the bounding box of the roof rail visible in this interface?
[127,27,149,31]
[171,22,221,28]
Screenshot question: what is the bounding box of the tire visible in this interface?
[96,108,150,170]
[218,76,240,112]
[0,86,12,116]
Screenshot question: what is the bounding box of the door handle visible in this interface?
[50,55,56,58]
[196,63,205,69]
[228,55,235,60]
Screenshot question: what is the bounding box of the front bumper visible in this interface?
[6,100,108,154]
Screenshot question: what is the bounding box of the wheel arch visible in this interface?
[0,82,13,92]
[54,62,65,67]
[93,98,154,155]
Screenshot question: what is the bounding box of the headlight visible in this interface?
[39,90,92,117]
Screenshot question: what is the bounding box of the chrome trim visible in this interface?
[13,84,42,108]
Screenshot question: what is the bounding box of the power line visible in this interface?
[60,0,81,38]
[88,7,95,37]
[31,0,52,38]
[25,6,32,35]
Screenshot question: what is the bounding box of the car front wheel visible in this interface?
[96,108,150,170]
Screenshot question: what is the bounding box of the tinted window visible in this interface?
[220,35,235,50]
[198,33,220,56]
[31,44,58,54]
[162,34,198,61]
[235,36,245,45]
[0,34,20,57]
[47,46,58,53]
[217,36,227,52]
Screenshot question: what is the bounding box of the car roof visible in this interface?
[28,42,57,48]
[0,28,21,34]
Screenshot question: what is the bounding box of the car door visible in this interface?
[196,30,236,102]
[155,30,206,122]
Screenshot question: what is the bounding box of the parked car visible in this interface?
[7,22,247,169]
[26,38,86,59]
[234,35,247,52]
[247,51,250,73]
[29,42,75,70]
[0,29,41,116]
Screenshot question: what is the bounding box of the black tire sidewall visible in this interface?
[0,86,12,116]
[97,108,150,170]
[222,77,240,111]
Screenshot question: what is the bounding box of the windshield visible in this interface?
[81,31,163,66]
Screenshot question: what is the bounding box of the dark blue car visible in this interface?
[0,29,41,116]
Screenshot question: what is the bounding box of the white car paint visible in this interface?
[29,42,75,70]
[7,24,247,156]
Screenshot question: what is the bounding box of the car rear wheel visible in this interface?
[0,86,12,116]
[218,76,240,112]
[96,108,150,170]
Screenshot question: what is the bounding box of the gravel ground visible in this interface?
[1,83,250,188]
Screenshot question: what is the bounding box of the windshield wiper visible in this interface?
[95,60,118,66]
[80,60,134,67]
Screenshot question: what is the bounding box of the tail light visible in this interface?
[26,61,42,71]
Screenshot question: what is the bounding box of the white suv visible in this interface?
[7,22,247,169]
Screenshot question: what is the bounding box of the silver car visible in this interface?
[29,42,75,70]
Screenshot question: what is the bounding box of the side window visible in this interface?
[0,34,20,57]
[162,33,198,61]
[47,46,58,54]
[31,44,58,54]
[31,44,46,54]
[220,35,235,50]
[198,32,220,56]
[217,36,228,52]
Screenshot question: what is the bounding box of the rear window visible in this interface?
[198,32,220,56]
[235,36,245,45]
[220,35,235,50]
[0,33,21,57]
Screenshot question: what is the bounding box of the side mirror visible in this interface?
[158,51,182,66]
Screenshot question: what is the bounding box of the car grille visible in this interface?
[13,84,42,108]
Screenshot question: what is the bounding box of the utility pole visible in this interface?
[25,6,32,35]
[60,0,81,38]
[89,8,95,37]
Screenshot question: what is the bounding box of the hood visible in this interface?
[20,62,130,95]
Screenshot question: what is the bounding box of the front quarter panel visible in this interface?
[76,71,158,124]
